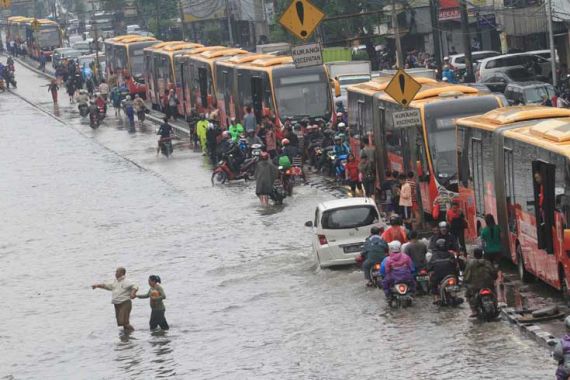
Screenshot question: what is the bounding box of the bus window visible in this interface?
[175,61,183,87]
[532,160,555,254]
[198,67,208,108]
[458,127,471,188]
[471,137,484,214]
[559,160,570,230]
[117,47,127,70]
[481,131,495,202]
[512,139,536,216]
[357,100,364,137]
[251,76,263,120]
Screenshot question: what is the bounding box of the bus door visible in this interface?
[532,161,556,256]
[504,146,517,257]
[179,60,192,118]
[251,76,263,121]
[198,67,208,113]
[174,59,185,117]
[144,52,155,106]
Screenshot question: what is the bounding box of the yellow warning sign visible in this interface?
[384,69,422,107]
[0,0,11,9]
[279,0,325,42]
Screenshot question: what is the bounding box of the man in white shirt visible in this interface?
[92,267,138,332]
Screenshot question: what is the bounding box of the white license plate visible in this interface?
[416,276,429,281]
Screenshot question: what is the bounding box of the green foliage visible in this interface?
[138,0,178,39]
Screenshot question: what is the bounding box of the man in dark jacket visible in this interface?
[463,248,497,317]
[362,227,388,286]
[255,152,279,206]
[428,221,460,253]
[427,238,459,300]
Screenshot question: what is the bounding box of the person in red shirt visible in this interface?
[381,215,409,243]
[345,154,363,195]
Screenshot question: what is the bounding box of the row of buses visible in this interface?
[5,16,63,60]
[346,75,570,297]
[103,36,334,127]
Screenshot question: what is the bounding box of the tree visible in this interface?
[138,0,178,39]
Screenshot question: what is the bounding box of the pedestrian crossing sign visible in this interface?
[0,0,11,9]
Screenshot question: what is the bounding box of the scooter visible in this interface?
[211,154,251,185]
[389,283,414,308]
[159,137,173,158]
[475,288,499,322]
[89,109,100,129]
[269,178,287,205]
[438,275,463,307]
[280,163,303,196]
[335,153,348,182]
[369,262,382,288]
[415,268,430,295]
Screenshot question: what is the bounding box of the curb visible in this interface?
[501,307,560,349]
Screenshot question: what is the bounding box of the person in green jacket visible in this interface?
[480,214,502,265]
[196,114,209,154]
[228,117,244,142]
[136,275,169,330]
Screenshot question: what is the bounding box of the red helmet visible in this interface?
[260,151,269,160]
[281,138,290,146]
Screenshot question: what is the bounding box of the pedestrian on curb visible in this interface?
[47,79,59,104]
[133,94,146,127]
[123,95,135,132]
[255,151,279,206]
[358,151,376,198]
[136,275,169,330]
[380,171,396,217]
[345,153,362,195]
[243,105,257,134]
[110,86,122,117]
[196,113,208,154]
[92,267,138,333]
[480,214,502,265]
[399,173,413,224]
[167,89,179,121]
[554,316,570,380]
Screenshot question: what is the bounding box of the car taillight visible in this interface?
[318,235,328,245]
[373,263,381,271]
[447,277,457,286]
[419,269,428,276]
[397,284,408,294]
[480,289,492,296]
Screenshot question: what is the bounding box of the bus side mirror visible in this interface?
[332,79,341,98]
[564,229,570,253]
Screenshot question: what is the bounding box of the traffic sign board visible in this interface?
[384,69,422,107]
[291,43,323,68]
[279,0,325,42]
[0,0,11,9]
[392,109,422,129]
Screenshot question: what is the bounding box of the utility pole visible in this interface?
[546,0,557,86]
[459,0,474,82]
[155,0,160,39]
[391,0,403,68]
[89,0,100,82]
[429,0,442,73]
[178,0,186,40]
[225,0,234,46]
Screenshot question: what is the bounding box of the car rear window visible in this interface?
[507,67,534,81]
[321,206,379,230]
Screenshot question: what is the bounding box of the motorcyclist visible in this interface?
[157,117,174,154]
[88,99,99,126]
[75,89,89,106]
[362,227,388,287]
[95,93,106,116]
[280,138,298,165]
[427,238,459,303]
[381,214,409,243]
[219,131,243,172]
[382,240,416,298]
[463,248,497,318]
[335,100,345,114]
[336,123,348,143]
[429,221,459,253]
[332,135,350,156]
[554,316,570,380]
[404,230,427,270]
[245,130,263,151]
[123,95,135,131]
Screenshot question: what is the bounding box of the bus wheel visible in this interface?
[517,244,532,283]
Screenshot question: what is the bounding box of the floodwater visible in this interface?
[0,59,556,379]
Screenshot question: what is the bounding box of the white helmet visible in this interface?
[388,240,402,254]
[337,122,346,129]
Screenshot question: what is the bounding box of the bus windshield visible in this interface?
[38,29,60,48]
[273,67,330,120]
[425,96,501,188]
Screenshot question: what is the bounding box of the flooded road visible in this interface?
[0,60,556,379]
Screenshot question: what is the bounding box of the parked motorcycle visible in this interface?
[211,153,254,185]
[389,283,414,308]
[475,288,499,322]
[438,275,463,307]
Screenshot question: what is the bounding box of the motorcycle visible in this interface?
[389,283,414,308]
[78,103,89,117]
[89,109,100,129]
[269,178,287,205]
[438,275,463,307]
[475,288,499,322]
[370,262,382,288]
[159,137,173,158]
[211,153,253,185]
[415,268,430,295]
[335,153,348,182]
[280,163,303,196]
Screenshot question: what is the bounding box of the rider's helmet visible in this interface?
[335,100,343,107]
[281,138,290,146]
[388,240,402,254]
[334,135,342,142]
[222,131,230,139]
[389,214,402,226]
[260,151,269,160]
[438,221,449,233]
[435,238,448,251]
[370,226,381,235]
[337,122,346,129]
[125,95,131,101]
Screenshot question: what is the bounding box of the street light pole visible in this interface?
[178,0,186,40]
[391,0,403,68]
[225,0,234,46]
[459,0,474,82]
[89,0,100,82]
[546,0,557,86]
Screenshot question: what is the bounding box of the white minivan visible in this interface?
[305,198,385,268]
